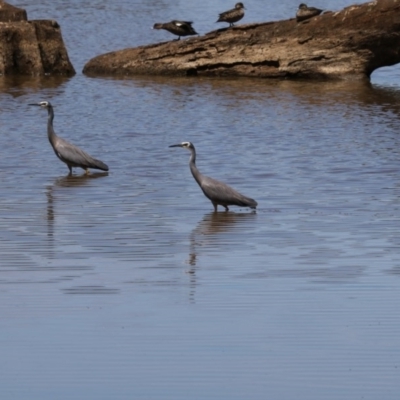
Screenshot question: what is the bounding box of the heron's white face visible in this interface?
[181,142,192,148]
[39,101,49,108]
[169,141,193,150]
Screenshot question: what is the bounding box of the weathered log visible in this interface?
[0,1,75,75]
[83,0,400,80]
[0,0,26,22]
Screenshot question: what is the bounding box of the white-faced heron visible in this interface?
[217,2,245,27]
[29,101,109,174]
[169,141,257,212]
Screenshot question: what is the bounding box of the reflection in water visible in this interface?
[0,75,72,98]
[61,285,119,295]
[99,74,400,117]
[46,172,108,257]
[191,212,257,243]
[51,172,109,187]
[187,212,257,302]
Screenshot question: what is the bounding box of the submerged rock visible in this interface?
[83,0,400,81]
[0,1,75,75]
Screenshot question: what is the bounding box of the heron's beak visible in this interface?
[29,103,40,106]
[169,144,183,148]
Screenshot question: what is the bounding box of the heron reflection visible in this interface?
[187,211,256,302]
[46,172,108,257]
[189,211,257,259]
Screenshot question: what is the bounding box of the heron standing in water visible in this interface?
[169,141,257,211]
[29,101,109,174]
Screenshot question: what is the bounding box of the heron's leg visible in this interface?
[224,205,229,212]
[68,165,72,175]
[212,202,218,212]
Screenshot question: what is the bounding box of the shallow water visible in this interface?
[1,1,400,399]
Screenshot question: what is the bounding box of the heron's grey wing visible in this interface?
[55,137,108,171]
[200,176,257,207]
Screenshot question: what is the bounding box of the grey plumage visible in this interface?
[152,20,197,40]
[29,101,109,174]
[217,2,245,27]
[296,3,323,22]
[169,141,257,212]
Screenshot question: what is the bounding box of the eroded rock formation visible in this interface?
[83,0,400,80]
[0,1,75,75]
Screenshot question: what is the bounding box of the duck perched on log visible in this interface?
[152,20,197,40]
[296,3,323,22]
[217,2,245,27]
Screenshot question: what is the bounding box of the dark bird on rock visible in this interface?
[152,20,197,40]
[217,2,245,27]
[296,3,323,22]
[169,142,257,212]
[29,101,109,175]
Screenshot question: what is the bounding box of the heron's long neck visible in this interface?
[47,105,57,145]
[189,147,204,186]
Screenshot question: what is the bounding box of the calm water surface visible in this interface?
[1,1,400,399]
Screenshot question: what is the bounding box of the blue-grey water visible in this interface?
[1,1,400,399]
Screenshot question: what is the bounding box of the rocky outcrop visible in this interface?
[83,0,400,80]
[0,1,75,75]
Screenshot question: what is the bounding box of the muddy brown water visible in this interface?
[1,1,400,399]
